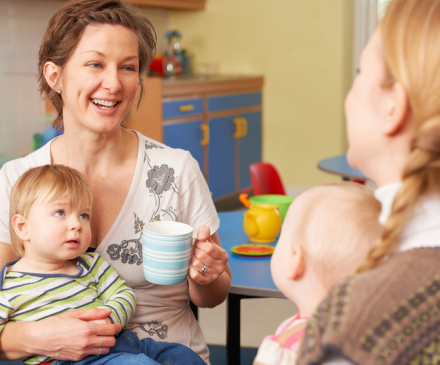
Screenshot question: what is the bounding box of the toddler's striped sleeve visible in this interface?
[90,254,136,326]
[0,292,13,333]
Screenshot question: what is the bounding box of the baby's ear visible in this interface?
[12,214,30,241]
[287,244,306,281]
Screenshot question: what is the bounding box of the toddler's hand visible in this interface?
[91,317,113,325]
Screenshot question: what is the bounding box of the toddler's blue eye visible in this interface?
[54,210,65,217]
[80,213,90,220]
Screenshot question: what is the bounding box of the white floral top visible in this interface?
[0,130,220,364]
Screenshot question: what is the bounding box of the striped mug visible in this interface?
[142,221,193,285]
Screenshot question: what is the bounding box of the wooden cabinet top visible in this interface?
[129,0,205,10]
[42,0,206,11]
[159,75,264,98]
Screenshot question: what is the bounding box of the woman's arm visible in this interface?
[0,309,121,361]
[188,227,231,308]
[0,243,121,361]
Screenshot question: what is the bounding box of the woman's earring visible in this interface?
[57,89,61,94]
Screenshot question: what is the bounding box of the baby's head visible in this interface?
[271,182,381,310]
[9,164,93,257]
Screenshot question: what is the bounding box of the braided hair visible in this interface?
[38,0,157,131]
[357,0,440,272]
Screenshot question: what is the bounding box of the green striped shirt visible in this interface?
[0,252,136,365]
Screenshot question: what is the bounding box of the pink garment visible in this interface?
[254,313,309,365]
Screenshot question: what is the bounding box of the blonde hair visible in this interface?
[9,164,93,256]
[357,0,440,272]
[296,182,381,289]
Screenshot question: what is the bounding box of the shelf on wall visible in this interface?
[41,0,206,10]
[128,0,205,10]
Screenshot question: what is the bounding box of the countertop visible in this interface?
[158,74,264,97]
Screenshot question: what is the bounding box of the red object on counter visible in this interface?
[149,55,165,77]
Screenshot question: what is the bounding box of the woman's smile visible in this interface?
[91,98,121,115]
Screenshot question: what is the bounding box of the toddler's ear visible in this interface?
[12,214,30,241]
[287,244,306,281]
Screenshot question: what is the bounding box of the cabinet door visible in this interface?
[208,115,236,199]
[163,119,205,171]
[239,111,262,190]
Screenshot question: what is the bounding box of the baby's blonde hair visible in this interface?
[295,182,381,289]
[358,0,440,272]
[9,164,93,257]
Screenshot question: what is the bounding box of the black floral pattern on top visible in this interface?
[106,213,143,266]
[144,141,164,162]
[144,141,180,222]
[146,164,175,195]
[125,321,168,340]
[107,139,182,265]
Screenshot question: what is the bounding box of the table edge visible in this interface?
[229,285,285,298]
[317,156,366,181]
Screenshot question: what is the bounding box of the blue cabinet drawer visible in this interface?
[163,98,204,119]
[208,92,261,113]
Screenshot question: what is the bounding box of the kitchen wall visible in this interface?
[0,0,169,158]
[0,0,61,157]
[1,1,354,187]
[169,0,354,187]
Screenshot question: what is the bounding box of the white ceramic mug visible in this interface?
[142,221,193,285]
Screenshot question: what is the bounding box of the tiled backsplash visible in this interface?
[0,0,168,157]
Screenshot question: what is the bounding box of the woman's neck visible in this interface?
[51,127,138,179]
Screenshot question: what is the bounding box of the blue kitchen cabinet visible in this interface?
[239,111,262,190]
[208,110,262,199]
[163,119,205,171]
[208,115,237,199]
[161,88,263,201]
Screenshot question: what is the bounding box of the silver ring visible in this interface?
[97,347,102,356]
[200,264,208,275]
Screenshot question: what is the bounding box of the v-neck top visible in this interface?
[0,131,219,363]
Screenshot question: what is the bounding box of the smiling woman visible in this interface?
[44,24,140,135]
[0,1,231,364]
[38,0,156,131]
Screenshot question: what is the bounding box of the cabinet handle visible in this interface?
[179,105,195,112]
[233,118,242,139]
[240,118,248,137]
[200,124,209,146]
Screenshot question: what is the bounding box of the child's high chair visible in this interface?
[248,162,286,196]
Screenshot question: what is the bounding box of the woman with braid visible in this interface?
[297,1,440,364]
